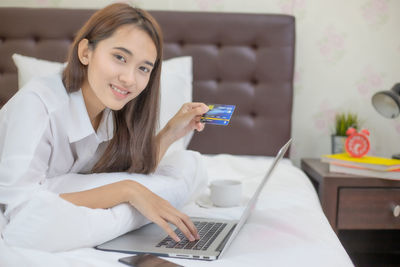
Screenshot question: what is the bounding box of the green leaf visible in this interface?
[334,112,360,136]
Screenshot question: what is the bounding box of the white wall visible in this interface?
[1,0,399,166]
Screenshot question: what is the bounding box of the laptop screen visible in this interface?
[218,139,292,258]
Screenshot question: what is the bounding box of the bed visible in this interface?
[0,7,353,267]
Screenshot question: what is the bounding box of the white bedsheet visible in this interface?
[0,154,353,267]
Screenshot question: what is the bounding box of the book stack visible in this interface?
[321,153,400,180]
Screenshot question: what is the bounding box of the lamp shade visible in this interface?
[371,83,400,119]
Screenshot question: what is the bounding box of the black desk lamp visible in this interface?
[371,83,400,158]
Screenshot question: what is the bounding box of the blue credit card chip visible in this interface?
[200,104,236,125]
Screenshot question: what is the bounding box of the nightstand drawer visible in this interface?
[337,188,400,229]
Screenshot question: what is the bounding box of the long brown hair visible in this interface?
[62,3,163,174]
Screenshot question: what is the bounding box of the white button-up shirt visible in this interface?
[0,73,114,218]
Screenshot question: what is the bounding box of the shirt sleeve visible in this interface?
[0,90,53,218]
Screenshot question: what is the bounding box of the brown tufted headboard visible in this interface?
[0,8,295,156]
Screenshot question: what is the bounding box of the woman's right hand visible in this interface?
[124,180,199,242]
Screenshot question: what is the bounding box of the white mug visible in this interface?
[209,179,242,207]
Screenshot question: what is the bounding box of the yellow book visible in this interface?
[321,153,400,171]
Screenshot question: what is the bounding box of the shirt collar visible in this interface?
[97,108,114,142]
[67,89,114,143]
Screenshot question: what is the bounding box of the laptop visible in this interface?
[96,139,292,261]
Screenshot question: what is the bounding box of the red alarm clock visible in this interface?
[345,128,370,158]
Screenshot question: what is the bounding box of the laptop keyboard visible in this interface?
[156,221,227,250]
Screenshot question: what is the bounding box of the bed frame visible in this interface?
[0,8,295,156]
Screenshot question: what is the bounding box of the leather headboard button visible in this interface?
[249,111,257,118]
[251,79,258,85]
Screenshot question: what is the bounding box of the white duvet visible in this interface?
[0,152,353,267]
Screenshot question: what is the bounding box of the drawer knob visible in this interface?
[393,205,400,217]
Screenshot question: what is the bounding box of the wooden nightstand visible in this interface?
[301,158,400,266]
[301,158,400,233]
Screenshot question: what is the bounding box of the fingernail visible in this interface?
[196,233,200,239]
[189,234,195,241]
[175,237,181,242]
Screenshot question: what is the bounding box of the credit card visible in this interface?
[200,104,236,125]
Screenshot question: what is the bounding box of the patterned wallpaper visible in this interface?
[1,0,400,166]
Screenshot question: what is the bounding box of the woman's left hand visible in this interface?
[157,103,209,158]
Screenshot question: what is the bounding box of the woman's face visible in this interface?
[80,24,157,113]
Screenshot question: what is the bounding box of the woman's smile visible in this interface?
[110,83,130,99]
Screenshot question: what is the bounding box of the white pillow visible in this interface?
[2,150,208,251]
[11,54,193,151]
[159,56,193,153]
[12,54,67,88]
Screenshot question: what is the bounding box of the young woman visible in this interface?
[0,3,208,243]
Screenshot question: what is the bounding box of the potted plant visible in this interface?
[331,112,360,154]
